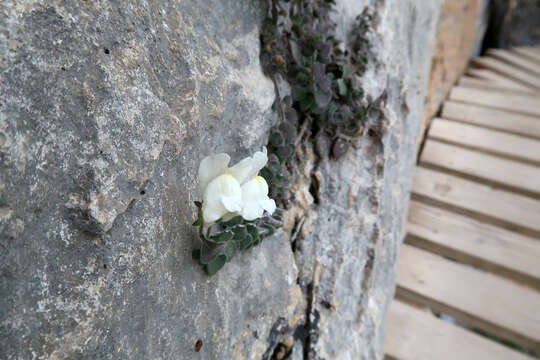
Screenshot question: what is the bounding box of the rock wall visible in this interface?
[483,0,540,49]
[420,0,484,145]
[0,0,439,359]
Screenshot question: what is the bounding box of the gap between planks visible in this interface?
[512,47,540,64]
[384,299,535,360]
[395,244,540,354]
[441,101,540,140]
[428,118,540,166]
[411,166,540,239]
[420,139,540,199]
[458,76,538,95]
[465,67,535,92]
[486,48,540,77]
[406,200,540,290]
[449,86,540,117]
[471,56,540,90]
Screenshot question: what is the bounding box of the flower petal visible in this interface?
[245,147,268,182]
[198,153,230,194]
[228,157,253,185]
[261,198,276,214]
[221,196,242,212]
[229,147,268,185]
[241,176,269,202]
[239,176,274,221]
[202,174,241,224]
[241,203,264,221]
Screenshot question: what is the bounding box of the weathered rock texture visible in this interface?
[0,0,439,359]
[420,0,484,145]
[483,0,540,49]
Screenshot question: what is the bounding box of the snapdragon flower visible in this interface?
[198,148,276,224]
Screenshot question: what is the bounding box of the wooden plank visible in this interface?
[459,74,493,85]
[420,139,540,196]
[458,76,536,94]
[466,68,535,92]
[429,118,540,165]
[396,244,540,354]
[471,56,540,90]
[449,86,540,118]
[441,101,540,139]
[406,200,540,288]
[486,49,540,77]
[384,300,535,360]
[412,167,540,237]
[513,47,540,64]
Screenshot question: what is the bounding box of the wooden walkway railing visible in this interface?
[384,46,540,360]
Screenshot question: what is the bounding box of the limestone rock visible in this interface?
[0,0,440,359]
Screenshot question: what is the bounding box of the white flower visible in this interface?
[198,147,276,224]
[240,176,276,220]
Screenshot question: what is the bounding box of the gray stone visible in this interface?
[483,0,540,49]
[0,0,439,359]
[287,1,440,358]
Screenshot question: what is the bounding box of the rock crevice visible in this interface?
[0,0,440,359]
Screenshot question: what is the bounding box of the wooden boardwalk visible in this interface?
[384,46,540,360]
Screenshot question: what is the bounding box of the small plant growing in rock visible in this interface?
[192,148,281,275]
[259,0,379,206]
[261,1,375,144]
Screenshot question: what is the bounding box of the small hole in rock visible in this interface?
[104,48,110,54]
[194,339,203,352]
[103,264,107,269]
[140,190,146,195]
[61,67,66,71]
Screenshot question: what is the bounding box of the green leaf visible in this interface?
[338,78,347,96]
[232,225,248,240]
[310,102,325,115]
[200,240,223,264]
[300,96,314,112]
[192,249,204,266]
[291,15,303,27]
[260,224,276,239]
[211,230,234,243]
[260,167,274,183]
[239,234,254,250]
[222,216,243,228]
[269,132,284,147]
[224,241,237,260]
[276,145,293,162]
[246,224,260,246]
[193,201,204,226]
[342,65,353,79]
[292,87,307,101]
[313,89,332,108]
[206,255,227,276]
[295,71,310,86]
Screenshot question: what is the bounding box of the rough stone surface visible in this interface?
[289,1,440,358]
[483,0,540,49]
[420,0,483,145]
[0,0,439,359]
